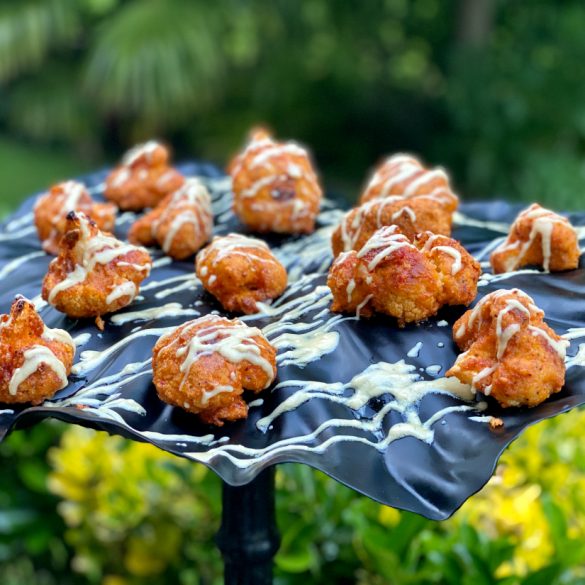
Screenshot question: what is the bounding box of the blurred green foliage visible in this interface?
[0,137,90,216]
[2,410,585,585]
[1,0,585,207]
[2,1,585,583]
[0,422,81,585]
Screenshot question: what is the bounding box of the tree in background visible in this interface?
[1,0,585,207]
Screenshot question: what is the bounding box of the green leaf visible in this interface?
[520,564,562,585]
[0,0,80,82]
[83,0,227,134]
[275,548,316,574]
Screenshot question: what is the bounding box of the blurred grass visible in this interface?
[0,135,89,218]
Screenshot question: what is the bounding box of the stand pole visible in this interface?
[217,467,280,585]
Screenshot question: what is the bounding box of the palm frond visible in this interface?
[7,64,97,148]
[0,0,80,83]
[83,0,227,134]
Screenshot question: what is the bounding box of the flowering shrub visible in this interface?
[47,428,222,585]
[38,406,585,585]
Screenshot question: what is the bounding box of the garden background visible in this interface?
[1,1,585,583]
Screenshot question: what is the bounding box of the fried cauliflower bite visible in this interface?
[328,226,480,325]
[0,296,74,404]
[490,204,580,273]
[331,196,454,256]
[414,232,481,306]
[359,153,459,212]
[105,140,185,211]
[128,178,213,260]
[447,289,567,408]
[230,128,323,234]
[152,315,277,426]
[34,181,116,255]
[42,212,152,321]
[196,233,287,314]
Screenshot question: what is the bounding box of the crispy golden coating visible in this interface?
[447,289,567,408]
[490,204,580,273]
[196,233,287,314]
[230,128,322,234]
[328,226,480,325]
[331,196,454,256]
[34,181,116,255]
[414,232,480,304]
[105,141,185,211]
[330,153,460,256]
[42,212,152,319]
[128,178,213,260]
[0,296,75,404]
[359,153,459,212]
[152,315,277,425]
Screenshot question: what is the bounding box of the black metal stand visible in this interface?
[217,467,280,585]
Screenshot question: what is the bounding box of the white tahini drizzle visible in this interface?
[0,251,45,280]
[492,204,576,272]
[170,317,275,395]
[275,208,344,281]
[199,233,278,267]
[152,178,213,253]
[240,275,351,368]
[454,289,538,341]
[106,282,137,305]
[339,197,404,252]
[356,225,414,270]
[453,211,509,234]
[407,341,423,358]
[454,289,568,394]
[47,214,150,305]
[177,360,477,471]
[110,303,199,325]
[122,140,160,166]
[9,345,69,396]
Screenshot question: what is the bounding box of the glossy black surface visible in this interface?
[0,162,583,520]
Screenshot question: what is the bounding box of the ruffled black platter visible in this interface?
[1,161,584,524]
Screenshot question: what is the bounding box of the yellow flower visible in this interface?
[378,505,401,528]
[103,576,128,585]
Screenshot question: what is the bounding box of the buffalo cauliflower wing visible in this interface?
[0,296,75,404]
[490,204,580,273]
[129,178,213,260]
[42,212,152,321]
[359,153,458,211]
[331,196,455,256]
[105,140,184,211]
[196,233,287,314]
[447,288,567,408]
[328,226,480,325]
[152,315,276,425]
[34,181,116,255]
[230,128,322,234]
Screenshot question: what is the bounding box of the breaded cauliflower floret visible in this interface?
[152,315,277,425]
[230,128,322,234]
[328,225,480,325]
[331,153,459,257]
[359,153,459,211]
[490,204,580,273]
[447,289,567,408]
[196,233,287,314]
[105,140,184,211]
[42,212,152,321]
[129,178,213,260]
[34,181,116,255]
[414,232,480,305]
[0,296,75,404]
[331,196,454,256]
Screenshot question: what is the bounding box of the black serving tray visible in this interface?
[0,161,583,520]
